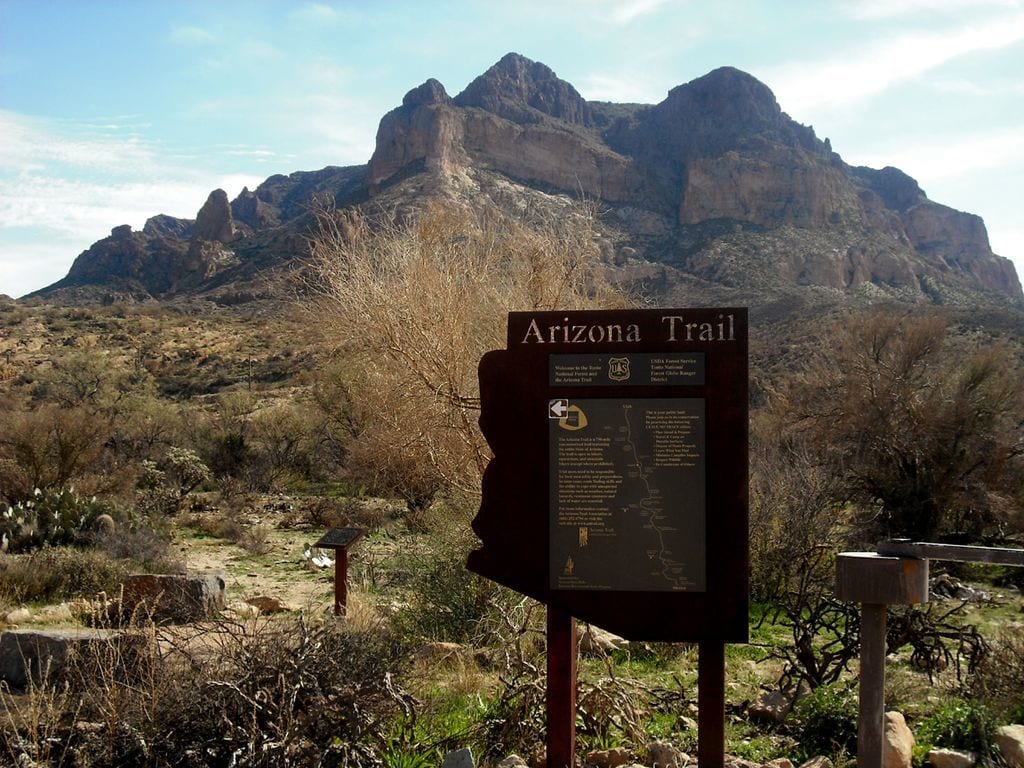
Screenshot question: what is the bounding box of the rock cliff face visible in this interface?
[364,54,1020,302]
[32,53,1021,305]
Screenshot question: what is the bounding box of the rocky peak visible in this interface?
[193,189,235,243]
[454,52,592,126]
[143,214,194,240]
[403,78,452,109]
[618,66,822,164]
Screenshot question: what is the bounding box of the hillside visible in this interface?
[27,53,1022,311]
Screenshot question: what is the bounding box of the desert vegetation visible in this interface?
[0,204,1022,766]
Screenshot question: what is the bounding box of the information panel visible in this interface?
[469,307,748,642]
[550,398,706,591]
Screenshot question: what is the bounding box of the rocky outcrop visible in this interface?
[363,54,1020,302]
[51,224,190,297]
[455,52,593,127]
[143,213,194,239]
[32,53,1022,306]
[193,189,235,243]
[367,79,467,190]
[679,145,861,228]
[232,186,279,230]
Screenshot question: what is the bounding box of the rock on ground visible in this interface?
[441,747,474,768]
[584,747,632,768]
[927,749,975,768]
[647,740,687,768]
[884,711,915,768]
[120,572,226,624]
[997,725,1024,768]
[0,629,145,688]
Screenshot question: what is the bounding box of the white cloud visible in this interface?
[843,0,1021,20]
[0,241,79,299]
[290,3,341,24]
[848,128,1024,183]
[0,110,263,297]
[576,73,666,104]
[168,25,216,45]
[0,110,159,176]
[611,0,673,24]
[763,12,1024,118]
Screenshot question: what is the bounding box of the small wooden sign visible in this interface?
[314,527,365,617]
[468,308,749,643]
[314,527,365,551]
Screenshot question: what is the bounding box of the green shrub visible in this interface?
[391,514,514,645]
[793,684,858,760]
[916,699,996,760]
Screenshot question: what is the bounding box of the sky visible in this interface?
[1,0,1022,299]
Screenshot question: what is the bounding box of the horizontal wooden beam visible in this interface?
[877,540,1024,567]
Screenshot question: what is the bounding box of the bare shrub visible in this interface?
[783,311,1024,540]
[0,404,113,504]
[309,201,628,508]
[969,626,1024,721]
[0,614,415,767]
[0,547,130,604]
[238,523,273,555]
[749,409,842,601]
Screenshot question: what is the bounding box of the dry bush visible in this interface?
[309,201,628,507]
[782,311,1024,540]
[969,626,1024,722]
[0,547,130,605]
[749,409,843,601]
[0,614,415,767]
[0,404,113,504]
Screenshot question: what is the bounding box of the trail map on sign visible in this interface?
[549,398,706,592]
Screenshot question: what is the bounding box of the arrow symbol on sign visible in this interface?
[549,399,569,419]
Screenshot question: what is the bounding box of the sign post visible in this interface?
[313,527,366,617]
[471,308,749,767]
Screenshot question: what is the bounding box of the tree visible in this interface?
[309,200,628,508]
[782,310,1024,541]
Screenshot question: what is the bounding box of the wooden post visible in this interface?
[334,548,349,617]
[313,528,365,619]
[698,641,726,768]
[836,553,928,768]
[858,603,887,768]
[547,605,577,768]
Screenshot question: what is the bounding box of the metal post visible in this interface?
[547,605,577,768]
[858,603,887,768]
[698,641,726,768]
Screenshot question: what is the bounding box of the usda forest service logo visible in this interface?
[608,357,630,382]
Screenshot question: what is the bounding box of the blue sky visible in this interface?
[1,0,1022,298]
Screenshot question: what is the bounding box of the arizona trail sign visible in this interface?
[468,307,749,643]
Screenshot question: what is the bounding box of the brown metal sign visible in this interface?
[468,308,749,642]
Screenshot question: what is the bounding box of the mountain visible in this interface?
[29,53,1022,308]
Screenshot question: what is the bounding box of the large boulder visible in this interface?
[120,572,226,624]
[0,629,145,689]
[997,725,1024,768]
[927,749,975,768]
[884,711,915,768]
